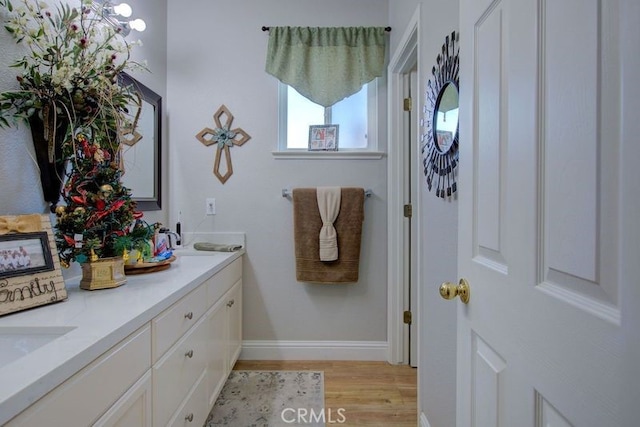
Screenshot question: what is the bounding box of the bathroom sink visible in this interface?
[0,326,76,365]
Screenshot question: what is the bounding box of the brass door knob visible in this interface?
[439,278,470,304]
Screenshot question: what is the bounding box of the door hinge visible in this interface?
[403,97,412,111]
[404,204,413,218]
[403,310,412,325]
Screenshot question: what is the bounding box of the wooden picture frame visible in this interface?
[0,214,67,317]
[308,124,339,151]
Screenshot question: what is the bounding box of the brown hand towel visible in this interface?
[293,187,365,284]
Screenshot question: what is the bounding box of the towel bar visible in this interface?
[282,188,372,199]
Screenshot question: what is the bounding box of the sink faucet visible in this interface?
[159,228,181,250]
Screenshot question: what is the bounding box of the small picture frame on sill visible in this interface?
[308,124,339,151]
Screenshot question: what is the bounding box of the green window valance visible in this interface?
[265,26,388,107]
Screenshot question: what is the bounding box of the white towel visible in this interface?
[317,187,341,261]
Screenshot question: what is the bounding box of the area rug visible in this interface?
[205,371,325,427]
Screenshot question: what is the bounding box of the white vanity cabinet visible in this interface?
[6,325,152,427]
[4,255,243,427]
[93,371,153,427]
[225,280,242,372]
[206,278,242,407]
[153,256,243,426]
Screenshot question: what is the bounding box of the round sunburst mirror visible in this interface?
[421,31,460,198]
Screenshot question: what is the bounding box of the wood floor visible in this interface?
[233,360,417,426]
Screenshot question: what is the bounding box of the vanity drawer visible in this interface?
[7,325,151,427]
[152,284,207,362]
[153,315,208,427]
[206,257,242,306]
[167,371,208,427]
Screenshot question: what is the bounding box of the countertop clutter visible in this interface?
[0,250,243,425]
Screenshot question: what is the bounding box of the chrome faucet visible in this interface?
[159,228,181,250]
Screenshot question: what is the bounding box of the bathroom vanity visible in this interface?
[0,251,243,426]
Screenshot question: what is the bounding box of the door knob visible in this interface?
[439,278,470,304]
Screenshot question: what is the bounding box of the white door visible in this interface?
[455,0,632,425]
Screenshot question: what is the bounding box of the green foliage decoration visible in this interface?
[54,132,153,266]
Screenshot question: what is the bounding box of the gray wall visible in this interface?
[166,0,390,345]
[0,2,50,215]
[388,1,459,426]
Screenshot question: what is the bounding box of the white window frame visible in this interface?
[272,79,385,159]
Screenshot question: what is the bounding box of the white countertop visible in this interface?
[0,250,244,425]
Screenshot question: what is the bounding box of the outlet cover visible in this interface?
[206,198,216,215]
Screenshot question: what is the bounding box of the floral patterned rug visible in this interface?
[205,371,325,427]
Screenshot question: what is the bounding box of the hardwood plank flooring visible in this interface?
[233,360,417,426]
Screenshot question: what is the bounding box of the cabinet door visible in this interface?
[6,326,151,427]
[206,298,227,407]
[153,315,208,427]
[93,371,152,427]
[226,279,242,371]
[167,371,208,427]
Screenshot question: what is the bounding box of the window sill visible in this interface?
[272,151,386,160]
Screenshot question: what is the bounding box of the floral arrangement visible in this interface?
[0,0,143,135]
[0,0,149,265]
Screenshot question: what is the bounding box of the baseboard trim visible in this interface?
[420,412,431,427]
[240,340,387,361]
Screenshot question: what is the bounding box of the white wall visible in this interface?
[167,0,390,350]
[388,1,458,426]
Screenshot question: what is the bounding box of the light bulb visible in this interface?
[129,18,146,32]
[112,3,132,18]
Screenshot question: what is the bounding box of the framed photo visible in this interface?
[435,130,454,152]
[308,124,339,151]
[0,214,67,317]
[0,232,54,279]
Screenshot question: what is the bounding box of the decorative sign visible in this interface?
[196,105,252,184]
[0,214,67,317]
[308,124,339,151]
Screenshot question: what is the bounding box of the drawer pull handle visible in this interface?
[227,299,235,307]
[184,312,193,320]
[185,413,194,422]
[185,349,194,358]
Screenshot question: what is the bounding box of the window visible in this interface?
[276,80,383,157]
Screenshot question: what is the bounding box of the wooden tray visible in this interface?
[124,255,176,275]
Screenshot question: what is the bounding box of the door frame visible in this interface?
[387,5,421,365]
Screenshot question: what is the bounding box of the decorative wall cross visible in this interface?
[196,105,251,184]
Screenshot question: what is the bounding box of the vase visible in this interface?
[28,115,69,210]
[80,256,127,290]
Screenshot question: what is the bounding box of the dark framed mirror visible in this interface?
[422,31,460,198]
[118,73,162,210]
[432,81,459,154]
